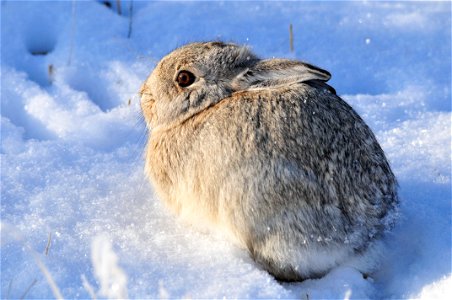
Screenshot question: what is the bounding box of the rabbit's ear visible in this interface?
[232,59,331,91]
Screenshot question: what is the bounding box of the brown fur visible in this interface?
[141,42,399,281]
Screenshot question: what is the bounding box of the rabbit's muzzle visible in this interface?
[140,84,155,128]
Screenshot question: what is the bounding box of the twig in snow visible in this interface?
[81,275,97,299]
[116,0,122,15]
[289,23,294,53]
[1,223,64,299]
[7,279,13,299]
[20,279,37,300]
[127,0,134,39]
[44,232,52,256]
[48,65,55,85]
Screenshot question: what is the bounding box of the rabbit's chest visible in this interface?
[147,128,220,217]
[147,131,190,189]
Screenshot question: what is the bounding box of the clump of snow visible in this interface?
[415,275,452,299]
[290,266,376,299]
[1,1,450,299]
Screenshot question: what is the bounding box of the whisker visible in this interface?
[123,107,149,169]
[131,108,146,129]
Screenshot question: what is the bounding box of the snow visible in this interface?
[1,1,450,299]
[91,235,128,299]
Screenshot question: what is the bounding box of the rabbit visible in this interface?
[140,41,399,281]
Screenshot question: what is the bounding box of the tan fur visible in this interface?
[140,42,399,281]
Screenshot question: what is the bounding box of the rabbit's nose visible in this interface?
[139,84,155,104]
[139,83,148,99]
[140,86,156,128]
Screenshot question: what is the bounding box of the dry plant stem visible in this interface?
[116,0,122,15]
[1,224,64,299]
[27,244,64,299]
[81,275,97,299]
[127,0,134,38]
[7,279,13,299]
[45,232,52,256]
[289,23,294,52]
[20,279,37,300]
[48,65,55,84]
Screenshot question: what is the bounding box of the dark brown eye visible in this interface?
[176,70,195,87]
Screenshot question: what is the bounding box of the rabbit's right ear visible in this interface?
[232,59,331,91]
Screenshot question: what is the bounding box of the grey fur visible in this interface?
[140,42,399,281]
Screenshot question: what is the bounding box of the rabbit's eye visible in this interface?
[176,70,195,87]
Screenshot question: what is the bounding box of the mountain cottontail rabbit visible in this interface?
[140,42,398,281]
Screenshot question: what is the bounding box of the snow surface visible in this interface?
[1,1,451,299]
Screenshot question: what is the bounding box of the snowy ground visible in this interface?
[1,1,451,299]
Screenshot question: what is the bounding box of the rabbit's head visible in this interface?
[141,41,331,128]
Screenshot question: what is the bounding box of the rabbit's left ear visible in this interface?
[232,59,331,91]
